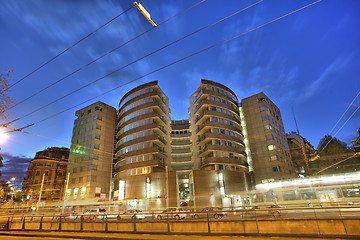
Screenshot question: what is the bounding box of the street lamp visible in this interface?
[11,177,16,181]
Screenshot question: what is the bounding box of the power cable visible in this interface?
[12,0,323,133]
[0,1,142,95]
[317,103,360,156]
[7,0,206,113]
[14,0,262,121]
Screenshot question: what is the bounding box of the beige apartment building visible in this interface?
[66,101,116,203]
[241,92,295,185]
[113,80,250,209]
[22,147,69,201]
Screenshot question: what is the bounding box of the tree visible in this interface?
[0,69,14,121]
[311,135,360,175]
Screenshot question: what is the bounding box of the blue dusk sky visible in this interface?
[0,0,359,183]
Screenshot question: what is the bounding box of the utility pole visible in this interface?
[37,173,45,214]
[294,115,311,176]
[63,172,70,201]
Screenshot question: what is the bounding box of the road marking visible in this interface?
[271,237,280,238]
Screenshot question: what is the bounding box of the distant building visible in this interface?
[66,101,116,203]
[240,92,295,185]
[22,147,69,201]
[352,128,360,152]
[286,132,315,176]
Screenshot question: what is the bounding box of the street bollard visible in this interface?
[58,216,62,230]
[167,213,170,233]
[6,217,10,230]
[22,216,25,230]
[105,214,108,232]
[39,216,43,230]
[133,214,136,232]
[207,212,210,233]
[80,215,83,231]
[254,209,259,234]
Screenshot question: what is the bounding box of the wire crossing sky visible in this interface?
[0,0,359,182]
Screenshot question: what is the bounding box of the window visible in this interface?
[87,175,92,182]
[262,115,270,121]
[270,155,277,161]
[268,144,276,151]
[258,97,265,102]
[89,154,94,160]
[80,121,84,126]
[260,106,268,112]
[78,129,82,134]
[88,109,91,114]
[86,118,90,123]
[84,136,88,142]
[79,177,83,183]
[35,171,40,176]
[266,135,274,140]
[264,124,272,130]
[90,144,95,149]
[71,178,76,184]
[73,168,77,173]
[272,166,280,172]
[44,171,49,176]
[77,139,81,144]
[95,106,102,111]
[85,126,89,132]
[80,166,85,172]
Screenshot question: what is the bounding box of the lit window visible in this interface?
[268,145,276,151]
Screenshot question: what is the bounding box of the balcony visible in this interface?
[201,157,248,168]
[198,144,246,157]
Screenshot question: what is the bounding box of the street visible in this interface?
[0,231,357,240]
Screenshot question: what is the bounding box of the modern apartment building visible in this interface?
[66,101,116,202]
[112,80,250,209]
[113,81,172,209]
[241,92,295,185]
[22,147,69,201]
[189,79,249,208]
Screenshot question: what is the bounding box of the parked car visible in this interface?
[116,209,148,220]
[267,204,285,217]
[156,207,187,220]
[193,207,226,219]
[65,211,79,220]
[83,208,106,220]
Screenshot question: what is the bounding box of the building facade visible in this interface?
[113,81,172,210]
[112,80,250,209]
[66,101,116,202]
[22,147,69,201]
[241,92,295,185]
[286,132,315,176]
[189,79,249,208]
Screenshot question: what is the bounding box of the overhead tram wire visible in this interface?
[14,0,263,121]
[11,0,322,132]
[0,1,143,95]
[7,0,206,114]
[317,90,360,155]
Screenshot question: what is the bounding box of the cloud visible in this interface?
[299,55,353,102]
[1,152,32,184]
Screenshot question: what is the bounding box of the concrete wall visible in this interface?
[5,217,360,236]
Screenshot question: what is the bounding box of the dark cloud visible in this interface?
[0,152,32,184]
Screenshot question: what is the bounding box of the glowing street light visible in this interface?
[11,177,16,181]
[0,131,8,143]
[134,1,157,27]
